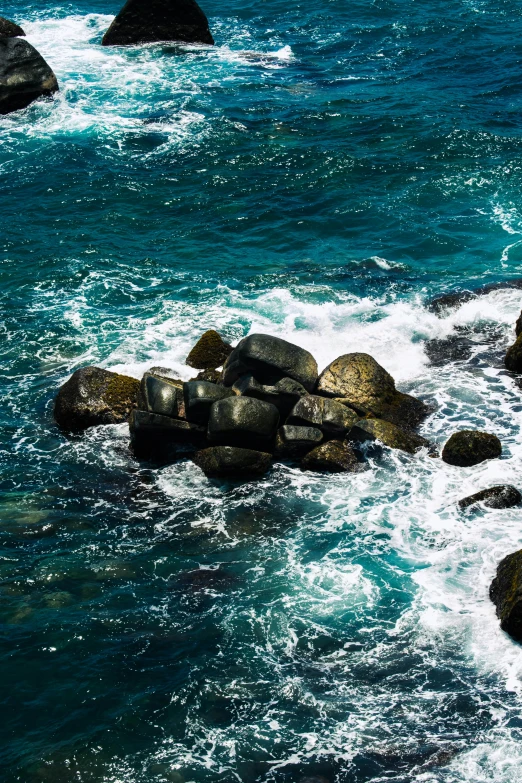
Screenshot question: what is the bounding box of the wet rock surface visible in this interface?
[442,430,502,467]
[193,446,272,477]
[54,367,140,432]
[138,372,184,418]
[301,440,359,473]
[207,395,280,449]
[459,485,521,510]
[505,333,522,372]
[184,380,233,424]
[102,0,215,47]
[274,425,323,458]
[185,329,232,370]
[223,333,318,392]
[0,17,25,37]
[490,549,522,642]
[350,418,430,454]
[232,374,308,418]
[0,37,59,114]
[287,395,358,435]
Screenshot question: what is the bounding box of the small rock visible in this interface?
[0,37,58,115]
[232,374,308,418]
[193,446,272,477]
[54,366,140,432]
[287,395,358,436]
[274,425,323,458]
[185,330,233,370]
[139,372,185,418]
[102,0,215,46]
[349,418,430,454]
[0,17,25,37]
[459,485,522,510]
[301,440,359,473]
[223,333,318,392]
[442,430,502,467]
[183,380,233,424]
[207,396,279,449]
[505,333,522,372]
[490,549,522,641]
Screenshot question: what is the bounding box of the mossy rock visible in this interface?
[193,446,272,477]
[301,440,359,473]
[505,333,522,372]
[442,430,501,467]
[186,330,233,370]
[490,549,522,641]
[349,418,430,454]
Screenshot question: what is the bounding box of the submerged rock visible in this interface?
[223,334,318,392]
[54,367,140,432]
[102,0,215,47]
[442,430,502,467]
[193,446,272,477]
[316,353,429,429]
[287,395,358,436]
[138,371,184,418]
[274,425,323,458]
[505,333,522,372]
[232,374,308,418]
[301,440,359,473]
[0,37,58,115]
[424,335,473,366]
[349,418,430,454]
[0,17,25,37]
[427,279,522,315]
[458,485,522,510]
[490,549,522,641]
[207,396,279,449]
[185,329,233,370]
[184,380,233,424]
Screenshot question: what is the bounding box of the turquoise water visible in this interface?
[2,1,522,781]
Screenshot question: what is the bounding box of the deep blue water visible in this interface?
[3,1,522,781]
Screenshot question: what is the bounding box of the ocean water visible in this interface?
[2,1,522,781]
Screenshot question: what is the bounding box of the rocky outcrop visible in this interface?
[54,367,139,432]
[301,440,359,473]
[287,395,358,436]
[193,446,272,477]
[184,380,233,424]
[208,396,279,449]
[102,0,214,47]
[458,485,521,510]
[441,430,502,467]
[427,279,522,315]
[490,550,522,642]
[274,425,323,458]
[316,353,429,429]
[0,17,25,37]
[516,311,522,338]
[185,329,232,370]
[349,418,430,454]
[0,37,58,115]
[223,334,318,392]
[505,334,522,372]
[232,374,308,418]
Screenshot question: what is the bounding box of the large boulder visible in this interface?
[274,425,323,458]
[505,333,522,372]
[287,395,358,436]
[349,418,430,454]
[301,440,359,473]
[102,0,214,47]
[442,430,502,467]
[0,17,25,37]
[233,374,308,418]
[459,485,522,510]
[316,353,429,429]
[223,334,318,392]
[54,366,139,432]
[183,380,233,424]
[0,37,58,115]
[185,330,232,370]
[207,396,279,449]
[138,371,184,418]
[193,446,272,478]
[129,409,206,456]
[490,550,522,642]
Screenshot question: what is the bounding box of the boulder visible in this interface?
[102,0,214,47]
[458,485,522,510]
[301,440,359,473]
[183,380,233,424]
[349,418,430,454]
[516,311,522,338]
[490,549,522,642]
[193,446,272,477]
[287,395,358,436]
[274,425,323,458]
[442,430,502,467]
[232,374,308,418]
[0,17,25,37]
[129,409,206,455]
[192,368,222,384]
[207,396,279,449]
[185,330,232,370]
[138,371,184,418]
[316,353,429,430]
[54,366,139,432]
[0,37,58,115]
[223,334,318,392]
[505,334,522,372]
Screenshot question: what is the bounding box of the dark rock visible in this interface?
[0,37,58,115]
[102,0,214,47]
[193,446,272,477]
[317,353,429,429]
[424,335,474,366]
[298,778,330,783]
[505,334,522,372]
[223,333,318,392]
[427,279,522,315]
[147,366,183,382]
[138,372,184,418]
[0,17,25,37]
[207,396,279,449]
[185,330,232,370]
[54,366,139,432]
[287,395,358,436]
[274,425,323,458]
[459,485,522,510]
[490,549,522,641]
[129,409,206,456]
[183,380,233,424]
[301,440,359,473]
[516,311,522,338]
[349,418,430,454]
[442,430,502,467]
[192,368,222,384]
[232,374,308,418]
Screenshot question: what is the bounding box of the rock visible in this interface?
[505,333,522,372]
[138,371,185,418]
[0,37,58,115]
[207,396,279,449]
[147,366,183,382]
[427,279,522,315]
[516,311,522,338]
[223,334,318,392]
[54,366,140,432]
[316,353,429,429]
[232,374,308,418]
[349,418,430,454]
[287,395,358,436]
[129,409,206,455]
[458,485,522,510]
[192,368,222,384]
[183,380,233,424]
[102,0,214,47]
[0,17,25,37]
[301,440,359,473]
[441,430,502,467]
[193,446,272,477]
[424,335,473,366]
[490,549,522,641]
[274,425,323,458]
[185,330,233,370]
